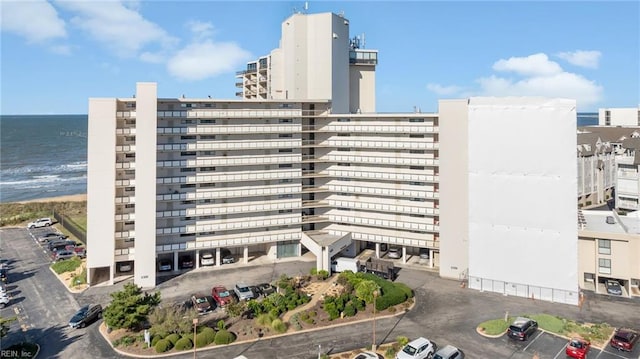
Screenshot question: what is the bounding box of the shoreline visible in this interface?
[7,193,87,204]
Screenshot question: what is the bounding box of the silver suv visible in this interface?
[234,283,255,301]
[27,218,53,229]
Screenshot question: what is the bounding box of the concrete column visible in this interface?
[297,242,302,257]
[216,248,221,267]
[402,246,407,264]
[173,252,179,272]
[243,246,249,264]
[109,266,114,285]
[375,243,380,258]
[195,249,200,269]
[429,249,433,268]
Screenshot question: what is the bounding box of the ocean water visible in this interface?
[0,113,599,203]
[0,115,87,203]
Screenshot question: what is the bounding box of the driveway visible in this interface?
[2,227,640,359]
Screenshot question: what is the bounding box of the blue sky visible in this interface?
[1,1,638,115]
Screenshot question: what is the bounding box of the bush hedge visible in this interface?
[201,327,216,344]
[151,334,163,347]
[195,332,210,348]
[214,329,235,345]
[154,338,172,353]
[174,337,193,351]
[271,318,287,333]
[165,333,180,346]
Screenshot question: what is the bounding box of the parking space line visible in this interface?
[552,342,568,359]
[522,331,543,352]
[599,349,634,359]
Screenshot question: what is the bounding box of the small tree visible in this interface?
[103,283,161,330]
[149,305,197,336]
[225,300,246,318]
[355,280,381,303]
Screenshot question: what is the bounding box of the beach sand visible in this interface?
[17,193,87,204]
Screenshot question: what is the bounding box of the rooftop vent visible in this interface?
[606,216,615,224]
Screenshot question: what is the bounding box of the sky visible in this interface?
[1,1,638,115]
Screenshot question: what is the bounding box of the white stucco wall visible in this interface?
[134,83,158,288]
[466,97,579,305]
[87,98,118,284]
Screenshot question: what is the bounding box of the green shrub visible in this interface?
[385,346,397,358]
[217,320,226,330]
[256,313,275,327]
[154,338,172,353]
[354,298,366,311]
[113,335,136,347]
[201,327,216,344]
[317,270,329,280]
[310,267,318,275]
[271,318,287,333]
[165,333,180,346]
[195,332,210,348]
[214,329,235,345]
[343,303,357,317]
[396,336,409,346]
[375,287,407,311]
[151,334,164,347]
[395,282,414,298]
[174,337,193,351]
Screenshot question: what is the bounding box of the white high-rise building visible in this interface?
[598,107,640,127]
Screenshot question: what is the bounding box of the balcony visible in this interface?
[235,91,243,97]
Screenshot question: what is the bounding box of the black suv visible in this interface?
[69,304,103,329]
[507,317,538,341]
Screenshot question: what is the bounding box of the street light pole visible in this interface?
[193,318,198,359]
[372,289,379,352]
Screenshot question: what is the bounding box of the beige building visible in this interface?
[87,82,440,287]
[578,210,640,298]
[236,12,377,114]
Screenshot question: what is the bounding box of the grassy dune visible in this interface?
[0,200,87,228]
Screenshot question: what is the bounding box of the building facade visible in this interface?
[598,107,640,127]
[87,82,440,287]
[236,12,377,114]
[439,97,580,305]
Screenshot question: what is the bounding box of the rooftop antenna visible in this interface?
[361,33,366,48]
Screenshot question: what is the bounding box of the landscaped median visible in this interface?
[97,271,415,357]
[477,313,615,348]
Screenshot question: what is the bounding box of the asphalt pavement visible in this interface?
[1,226,639,359]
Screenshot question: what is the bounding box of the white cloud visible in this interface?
[167,40,252,81]
[556,50,601,69]
[187,20,215,41]
[58,1,178,57]
[493,53,563,76]
[426,83,463,96]
[426,52,603,110]
[139,52,165,64]
[1,0,66,42]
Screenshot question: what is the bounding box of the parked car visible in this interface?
[256,283,276,297]
[157,259,172,272]
[507,317,538,341]
[191,293,212,314]
[433,345,464,359]
[352,352,379,359]
[27,218,52,229]
[221,248,235,264]
[419,248,430,260]
[55,250,75,261]
[37,232,67,243]
[200,252,214,266]
[68,304,103,328]
[179,255,194,269]
[0,292,9,308]
[118,262,132,272]
[74,247,87,258]
[234,282,255,301]
[395,337,435,359]
[387,247,401,259]
[610,328,638,352]
[566,337,590,359]
[0,267,7,283]
[211,286,235,307]
[48,239,75,252]
[605,280,623,296]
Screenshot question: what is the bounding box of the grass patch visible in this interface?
[52,256,82,274]
[530,313,565,333]
[70,267,87,287]
[478,318,511,335]
[0,201,86,227]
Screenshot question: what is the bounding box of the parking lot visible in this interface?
[1,226,640,359]
[497,330,640,359]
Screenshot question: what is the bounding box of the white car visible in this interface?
[0,292,9,308]
[200,252,214,266]
[396,337,435,359]
[27,218,53,229]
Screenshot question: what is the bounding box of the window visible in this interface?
[409,118,424,122]
[598,239,611,255]
[200,119,215,124]
[279,133,292,138]
[279,118,292,123]
[279,103,293,108]
[337,118,350,122]
[181,119,195,124]
[200,135,216,140]
[181,151,196,156]
[279,178,293,183]
[598,258,611,274]
[181,184,196,188]
[279,148,293,153]
[200,167,216,172]
[279,164,293,168]
[180,168,196,172]
[203,104,215,108]
[181,135,196,140]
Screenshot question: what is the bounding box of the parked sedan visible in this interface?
[605,280,623,296]
[387,247,401,259]
[211,286,235,307]
[69,304,103,328]
[352,352,379,359]
[37,232,67,243]
[566,338,590,359]
[190,293,212,314]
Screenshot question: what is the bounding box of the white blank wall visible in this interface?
[468,97,578,292]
